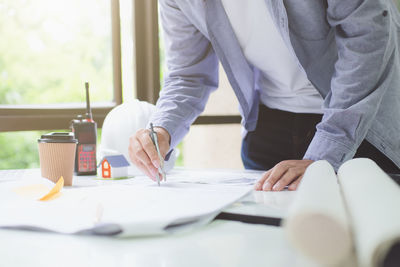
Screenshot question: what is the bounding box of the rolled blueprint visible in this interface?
[338,158,400,267]
[284,160,352,265]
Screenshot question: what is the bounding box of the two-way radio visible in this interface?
[70,82,97,175]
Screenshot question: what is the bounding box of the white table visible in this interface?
[0,168,318,267]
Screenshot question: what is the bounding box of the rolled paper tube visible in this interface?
[284,160,352,265]
[338,158,400,267]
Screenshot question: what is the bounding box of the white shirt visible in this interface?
[221,0,323,114]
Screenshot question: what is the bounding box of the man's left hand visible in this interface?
[254,160,314,191]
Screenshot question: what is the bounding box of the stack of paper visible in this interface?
[0,178,251,236]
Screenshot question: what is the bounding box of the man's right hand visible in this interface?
[128,127,171,181]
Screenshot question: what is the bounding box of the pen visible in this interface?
[149,123,166,186]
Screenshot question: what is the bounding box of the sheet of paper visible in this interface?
[75,182,251,236]
[0,169,41,183]
[13,184,53,199]
[86,169,294,220]
[0,176,251,236]
[224,190,296,219]
[164,168,262,186]
[40,168,262,188]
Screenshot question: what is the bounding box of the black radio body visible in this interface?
[70,82,97,175]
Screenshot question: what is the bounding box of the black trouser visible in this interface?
[241,105,400,174]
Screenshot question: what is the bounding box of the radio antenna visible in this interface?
[85,82,93,120]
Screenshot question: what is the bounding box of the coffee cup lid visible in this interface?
[38,132,78,143]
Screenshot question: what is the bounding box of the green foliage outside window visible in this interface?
[0,0,113,105]
[0,131,43,169]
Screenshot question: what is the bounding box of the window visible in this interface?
[0,0,124,169]
[0,0,113,106]
[0,0,123,132]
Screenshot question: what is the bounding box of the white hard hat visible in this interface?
[99,99,178,175]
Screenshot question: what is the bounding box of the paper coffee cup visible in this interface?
[38,132,77,186]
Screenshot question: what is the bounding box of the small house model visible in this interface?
[98,155,130,178]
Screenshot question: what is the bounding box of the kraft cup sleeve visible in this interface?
[338,158,400,267]
[38,143,76,186]
[284,160,352,266]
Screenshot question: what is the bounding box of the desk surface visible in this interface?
[0,168,318,267]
